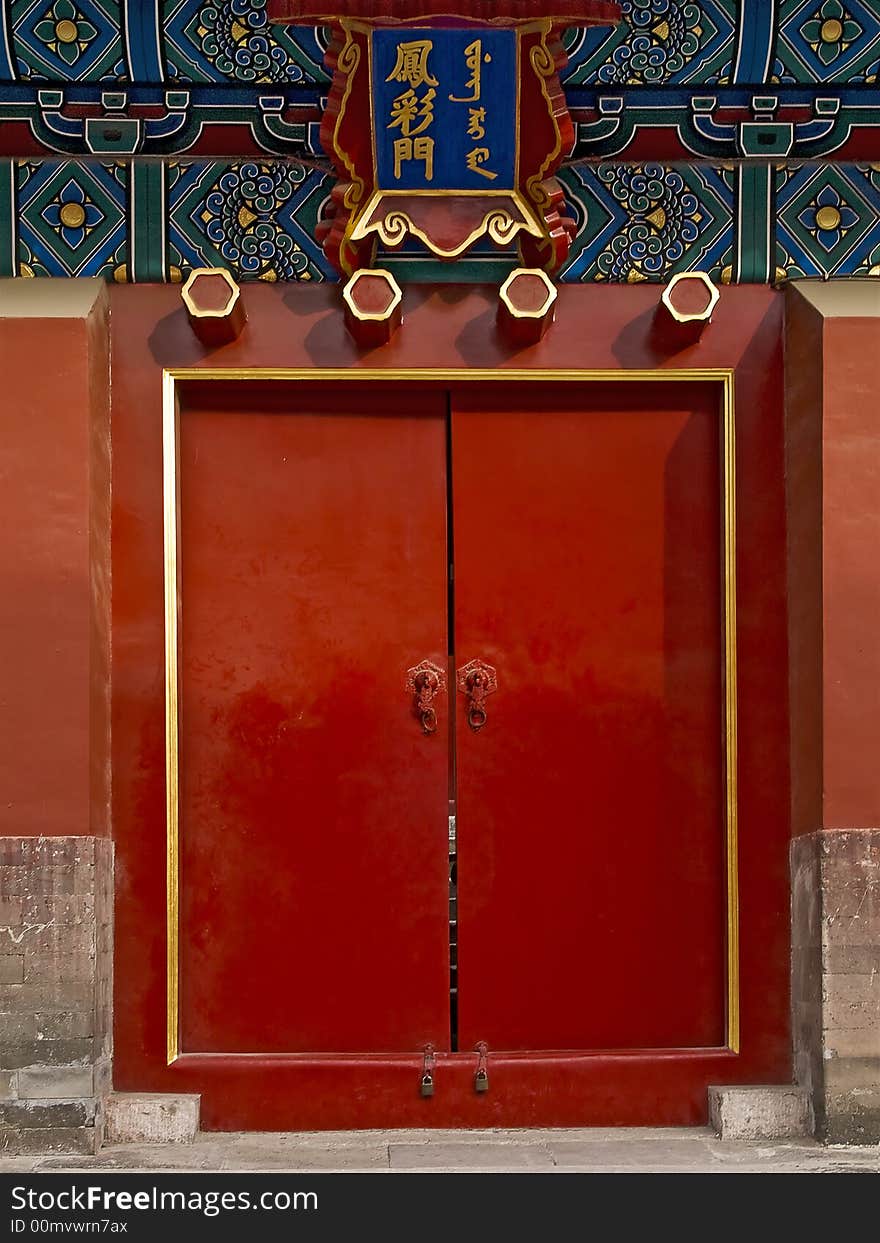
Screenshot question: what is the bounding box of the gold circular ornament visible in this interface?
[815,204,842,231]
[59,201,86,228]
[820,18,844,43]
[55,19,79,44]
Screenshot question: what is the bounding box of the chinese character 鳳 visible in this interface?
[385,40,438,90]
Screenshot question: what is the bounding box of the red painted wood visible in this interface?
[166,1049,739,1131]
[453,382,726,1051]
[111,282,790,1127]
[177,385,450,1053]
[269,1,621,26]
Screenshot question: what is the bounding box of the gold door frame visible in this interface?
[163,367,738,1062]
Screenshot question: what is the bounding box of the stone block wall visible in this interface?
[0,837,112,1154]
[792,830,880,1144]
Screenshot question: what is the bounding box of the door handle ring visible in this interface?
[456,659,498,732]
[406,660,447,735]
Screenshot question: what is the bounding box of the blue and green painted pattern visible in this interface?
[3,4,880,283]
[4,156,880,284]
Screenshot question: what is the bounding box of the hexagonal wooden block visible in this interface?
[342,269,403,347]
[653,271,719,348]
[181,267,246,346]
[497,268,557,346]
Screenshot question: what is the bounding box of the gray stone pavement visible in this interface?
[0,1129,878,1173]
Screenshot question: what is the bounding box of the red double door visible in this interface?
[170,376,739,1126]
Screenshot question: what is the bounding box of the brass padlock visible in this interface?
[420,1072,435,1098]
[474,1067,489,1093]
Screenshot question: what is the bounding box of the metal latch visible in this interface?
[420,1044,436,1098]
[474,1041,489,1093]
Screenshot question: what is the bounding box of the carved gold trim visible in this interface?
[347,23,531,263]
[349,190,542,258]
[164,367,738,1060]
[722,371,739,1054]
[526,19,562,203]
[162,369,181,1067]
[333,21,368,276]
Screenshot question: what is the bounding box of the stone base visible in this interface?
[792,830,880,1145]
[0,837,113,1155]
[103,1094,200,1145]
[0,1124,98,1156]
[708,1085,812,1140]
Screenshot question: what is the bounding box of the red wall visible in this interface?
[0,282,110,838]
[785,289,823,839]
[822,317,880,827]
[786,285,880,832]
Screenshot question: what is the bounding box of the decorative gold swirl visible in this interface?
[375,209,410,247]
[352,199,542,259]
[486,210,529,247]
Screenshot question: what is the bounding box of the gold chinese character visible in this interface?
[385,40,438,90]
[393,135,435,181]
[388,87,435,138]
[467,106,486,140]
[466,147,497,181]
[449,39,491,103]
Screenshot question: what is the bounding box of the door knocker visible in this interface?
[456,659,498,732]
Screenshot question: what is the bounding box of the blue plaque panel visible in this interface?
[372,27,517,193]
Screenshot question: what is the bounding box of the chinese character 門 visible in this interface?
[393,136,434,182]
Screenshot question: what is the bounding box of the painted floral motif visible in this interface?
[198,162,312,279]
[798,180,860,249]
[800,0,862,65]
[776,164,880,278]
[775,0,880,83]
[16,160,126,277]
[42,175,104,246]
[32,0,98,67]
[10,156,880,285]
